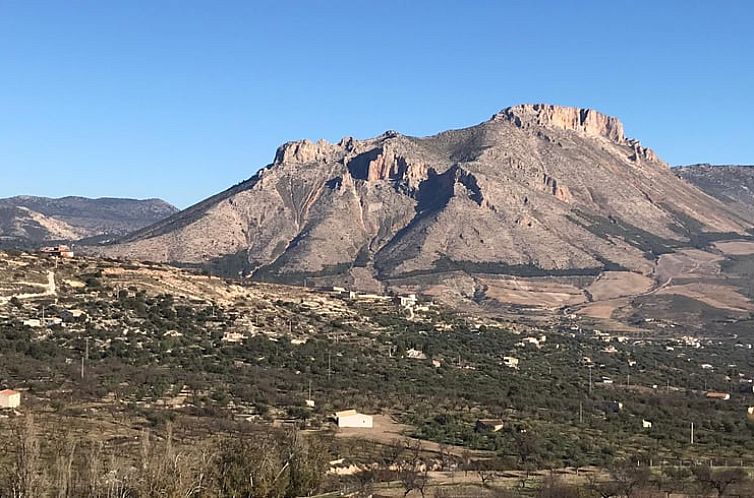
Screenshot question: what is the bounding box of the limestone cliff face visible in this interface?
[496,104,626,143]
[98,104,752,298]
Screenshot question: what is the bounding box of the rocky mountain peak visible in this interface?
[274,138,341,164]
[98,104,753,304]
[494,104,626,144]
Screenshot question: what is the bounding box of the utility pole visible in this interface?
[690,422,695,445]
[627,373,631,387]
[588,366,593,395]
[579,402,583,424]
[81,337,89,379]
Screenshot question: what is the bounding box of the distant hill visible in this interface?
[0,196,178,245]
[98,104,752,310]
[676,164,754,214]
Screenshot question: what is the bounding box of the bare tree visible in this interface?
[586,473,622,498]
[513,430,540,487]
[9,414,43,498]
[614,460,650,497]
[537,473,579,498]
[659,465,691,497]
[395,440,429,498]
[50,431,77,498]
[692,465,748,497]
[469,458,499,489]
[136,423,213,498]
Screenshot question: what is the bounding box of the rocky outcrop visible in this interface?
[274,139,340,164]
[496,104,627,144]
[627,139,659,163]
[542,174,572,203]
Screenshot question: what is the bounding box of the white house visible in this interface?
[406,348,426,360]
[394,294,418,307]
[0,389,21,409]
[502,356,519,369]
[642,419,653,429]
[335,409,373,428]
[475,419,504,432]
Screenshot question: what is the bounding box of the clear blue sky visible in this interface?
[1,1,752,208]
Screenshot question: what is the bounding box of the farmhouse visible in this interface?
[393,294,417,307]
[475,419,504,432]
[502,356,519,369]
[40,245,74,258]
[335,409,373,428]
[705,391,731,401]
[0,389,21,409]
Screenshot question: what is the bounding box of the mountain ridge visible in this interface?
[95,104,753,305]
[0,195,178,244]
[675,164,754,215]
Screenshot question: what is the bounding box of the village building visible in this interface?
[502,356,519,369]
[705,391,731,400]
[642,419,653,429]
[40,245,74,258]
[475,419,504,432]
[406,348,426,360]
[393,294,417,307]
[334,409,373,428]
[0,389,21,409]
[222,331,246,343]
[748,407,754,422]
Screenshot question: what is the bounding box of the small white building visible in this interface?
[642,419,653,429]
[475,419,504,432]
[222,331,246,343]
[394,294,418,307]
[0,389,21,409]
[502,356,519,369]
[406,348,426,360]
[335,409,373,428]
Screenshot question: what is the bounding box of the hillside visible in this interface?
[3,249,754,497]
[0,196,178,244]
[98,105,753,307]
[676,164,754,214]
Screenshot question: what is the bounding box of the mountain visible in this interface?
[0,196,178,245]
[98,104,752,304]
[675,164,754,214]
